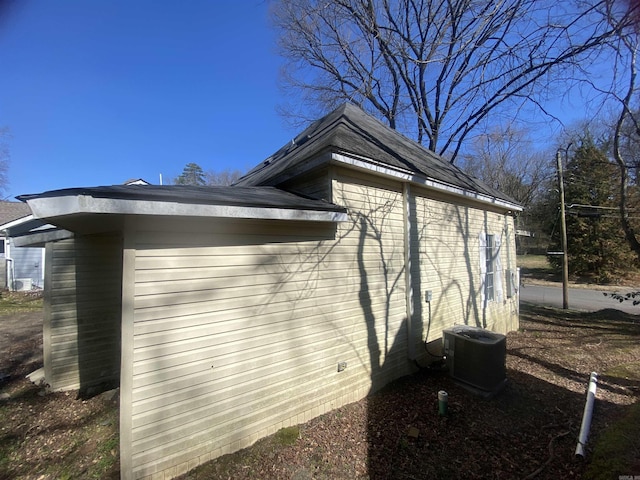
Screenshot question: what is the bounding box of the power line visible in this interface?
[567,204,621,211]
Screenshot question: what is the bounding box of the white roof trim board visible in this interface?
[331,152,522,212]
[0,214,35,231]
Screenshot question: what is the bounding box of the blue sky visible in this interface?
[0,1,605,201]
[0,0,293,199]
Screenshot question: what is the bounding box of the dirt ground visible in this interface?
[0,311,43,380]
[179,304,640,480]
[0,310,120,480]
[1,303,639,479]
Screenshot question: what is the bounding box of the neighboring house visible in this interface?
[0,201,45,290]
[0,180,149,289]
[16,104,521,480]
[123,178,151,186]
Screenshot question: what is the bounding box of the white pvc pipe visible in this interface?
[575,372,598,457]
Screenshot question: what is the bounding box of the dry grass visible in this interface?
[518,254,553,270]
[518,254,640,289]
[0,291,43,314]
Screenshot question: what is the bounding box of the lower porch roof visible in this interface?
[16,185,349,235]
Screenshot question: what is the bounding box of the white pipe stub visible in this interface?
[576,372,598,457]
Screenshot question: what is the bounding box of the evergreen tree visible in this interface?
[549,138,637,281]
[174,163,206,186]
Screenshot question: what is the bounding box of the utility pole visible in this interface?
[556,149,569,309]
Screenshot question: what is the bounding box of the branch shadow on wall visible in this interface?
[348,194,420,478]
[355,187,499,478]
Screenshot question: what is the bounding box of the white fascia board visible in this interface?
[331,152,523,212]
[0,214,35,230]
[26,195,348,223]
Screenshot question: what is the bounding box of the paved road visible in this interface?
[519,283,639,314]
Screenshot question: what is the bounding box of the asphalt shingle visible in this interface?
[235,103,519,206]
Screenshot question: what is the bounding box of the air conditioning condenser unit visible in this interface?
[442,325,506,394]
[14,278,33,291]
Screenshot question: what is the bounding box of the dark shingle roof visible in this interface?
[17,185,347,213]
[236,103,519,206]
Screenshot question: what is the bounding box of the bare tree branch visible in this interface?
[272,0,636,163]
[610,24,640,258]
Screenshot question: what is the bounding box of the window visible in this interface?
[479,232,502,306]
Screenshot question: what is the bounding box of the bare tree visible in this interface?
[458,125,552,207]
[173,164,244,187]
[611,45,640,257]
[591,0,640,259]
[205,168,243,186]
[272,0,635,163]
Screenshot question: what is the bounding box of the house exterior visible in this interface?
[17,104,521,480]
[0,202,45,290]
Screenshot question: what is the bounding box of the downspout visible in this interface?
[6,257,14,291]
[40,248,46,288]
[403,182,415,360]
[4,235,14,291]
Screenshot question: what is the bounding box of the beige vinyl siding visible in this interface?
[44,234,122,392]
[126,176,412,479]
[279,166,330,201]
[331,171,412,379]
[408,184,518,342]
[121,168,517,479]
